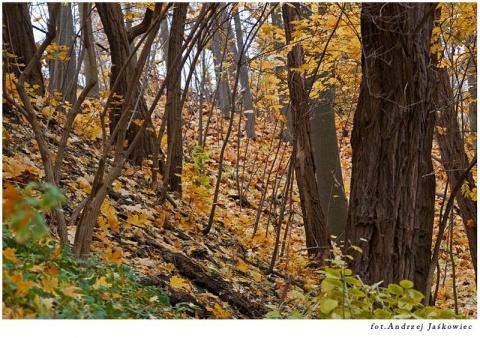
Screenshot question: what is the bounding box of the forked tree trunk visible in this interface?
[96,3,156,165]
[432,68,477,278]
[345,3,436,293]
[282,3,332,262]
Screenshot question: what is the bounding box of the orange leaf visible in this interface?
[3,247,17,263]
[2,183,23,219]
[207,303,230,319]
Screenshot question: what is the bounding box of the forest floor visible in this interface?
[2,100,477,319]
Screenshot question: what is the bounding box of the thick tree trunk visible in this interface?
[96,3,156,165]
[2,3,45,96]
[345,3,435,292]
[433,68,477,278]
[164,3,188,193]
[282,3,332,262]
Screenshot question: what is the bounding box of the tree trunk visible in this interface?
[80,2,99,98]
[468,57,477,155]
[163,3,188,194]
[211,17,232,119]
[311,84,348,242]
[282,3,332,262]
[433,68,477,278]
[96,3,156,165]
[2,3,45,96]
[233,6,256,139]
[48,3,77,105]
[345,3,436,293]
[270,3,293,142]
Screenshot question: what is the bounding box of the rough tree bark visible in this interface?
[282,3,332,262]
[2,2,45,96]
[345,3,436,294]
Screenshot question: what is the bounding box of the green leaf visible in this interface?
[387,283,404,296]
[393,313,413,319]
[399,279,414,289]
[344,276,362,286]
[324,267,341,278]
[322,277,343,290]
[347,288,366,298]
[350,245,363,253]
[374,309,392,319]
[288,311,304,319]
[405,288,424,302]
[265,311,282,319]
[290,289,305,300]
[319,298,338,315]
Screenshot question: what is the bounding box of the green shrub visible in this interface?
[265,247,463,319]
[2,183,177,319]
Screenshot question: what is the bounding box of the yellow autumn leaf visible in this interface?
[207,303,230,319]
[9,272,35,297]
[101,199,119,232]
[127,213,149,228]
[41,106,55,118]
[170,275,190,289]
[41,275,58,293]
[62,285,82,297]
[235,260,250,273]
[76,176,91,193]
[470,187,477,201]
[97,216,109,231]
[94,276,112,288]
[102,247,123,266]
[251,271,263,282]
[467,219,475,228]
[3,247,17,263]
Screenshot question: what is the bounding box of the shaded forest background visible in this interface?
[2,2,477,319]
